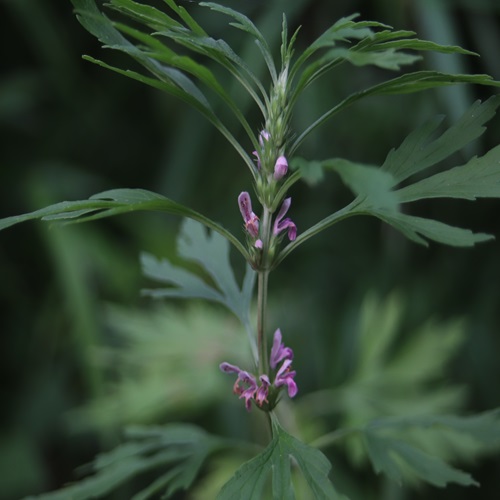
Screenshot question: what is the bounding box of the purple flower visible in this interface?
[238,192,260,239]
[220,362,258,411]
[255,374,270,407]
[220,330,297,410]
[273,198,297,241]
[270,328,294,369]
[237,371,258,411]
[273,155,288,180]
[274,359,298,398]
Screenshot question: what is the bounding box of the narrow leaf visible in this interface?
[396,144,500,202]
[382,96,500,183]
[292,72,500,154]
[0,188,248,259]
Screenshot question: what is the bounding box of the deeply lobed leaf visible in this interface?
[217,415,347,500]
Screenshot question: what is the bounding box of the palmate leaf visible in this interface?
[141,219,256,351]
[362,410,500,487]
[217,415,347,500]
[279,97,500,263]
[0,188,248,260]
[27,424,227,500]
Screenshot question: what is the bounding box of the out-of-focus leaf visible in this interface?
[68,303,253,430]
[365,430,477,487]
[363,410,500,487]
[141,219,255,347]
[299,292,466,431]
[217,415,346,500]
[27,424,226,500]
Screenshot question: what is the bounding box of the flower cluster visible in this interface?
[238,191,297,249]
[220,329,297,411]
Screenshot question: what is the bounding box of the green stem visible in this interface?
[257,269,269,374]
[257,206,272,375]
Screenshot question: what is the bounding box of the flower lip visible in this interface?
[270,328,294,369]
[275,359,298,398]
[273,198,297,241]
[255,374,270,407]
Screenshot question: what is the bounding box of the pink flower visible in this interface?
[220,330,298,411]
[255,375,270,407]
[273,155,288,180]
[238,192,260,239]
[273,197,297,241]
[270,328,293,369]
[274,359,298,398]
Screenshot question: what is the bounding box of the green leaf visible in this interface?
[0,188,248,259]
[363,410,500,487]
[291,72,500,154]
[200,2,277,83]
[279,97,500,262]
[321,47,422,71]
[365,431,477,487]
[141,218,255,336]
[70,0,257,175]
[382,96,500,183]
[26,424,225,500]
[217,415,346,500]
[303,292,466,424]
[70,303,254,431]
[107,0,183,31]
[396,144,500,202]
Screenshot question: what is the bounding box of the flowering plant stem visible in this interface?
[257,207,272,376]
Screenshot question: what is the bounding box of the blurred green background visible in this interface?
[1,0,500,498]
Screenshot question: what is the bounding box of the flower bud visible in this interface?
[273,155,288,180]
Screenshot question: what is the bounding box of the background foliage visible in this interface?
[1,0,500,498]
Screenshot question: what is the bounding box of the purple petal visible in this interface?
[255,374,270,407]
[285,378,298,398]
[273,198,297,241]
[238,192,253,222]
[275,198,291,226]
[273,156,288,180]
[278,219,297,241]
[219,362,242,374]
[270,329,294,369]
